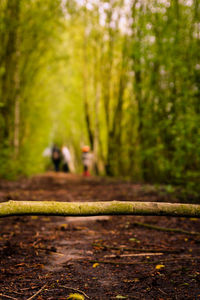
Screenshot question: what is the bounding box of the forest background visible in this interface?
[0,0,199,195]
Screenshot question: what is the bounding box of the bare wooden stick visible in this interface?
[104,253,163,258]
[59,285,89,299]
[0,294,18,300]
[90,256,200,265]
[133,222,200,235]
[26,284,47,300]
[90,260,153,265]
[92,243,181,253]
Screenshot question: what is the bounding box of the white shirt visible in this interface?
[62,146,71,163]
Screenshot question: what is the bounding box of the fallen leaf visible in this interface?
[155,264,165,270]
[93,263,99,268]
[129,238,140,243]
[123,278,139,283]
[67,293,84,300]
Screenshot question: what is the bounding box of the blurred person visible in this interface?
[42,147,51,157]
[82,145,93,176]
[51,144,61,172]
[62,145,71,173]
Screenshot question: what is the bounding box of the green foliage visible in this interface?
[0,0,200,197]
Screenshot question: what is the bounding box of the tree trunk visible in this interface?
[82,1,94,150]
[1,0,21,144]
[0,201,200,218]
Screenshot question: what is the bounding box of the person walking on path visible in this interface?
[61,145,71,173]
[81,145,93,176]
[51,145,61,172]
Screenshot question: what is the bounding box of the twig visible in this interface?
[26,283,47,300]
[92,243,181,253]
[59,285,89,299]
[133,222,200,236]
[90,260,152,265]
[90,256,200,265]
[158,288,167,295]
[9,290,23,295]
[104,253,163,258]
[34,247,62,254]
[0,294,18,300]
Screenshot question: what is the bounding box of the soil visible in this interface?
[0,172,200,300]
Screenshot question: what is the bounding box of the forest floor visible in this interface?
[0,172,200,300]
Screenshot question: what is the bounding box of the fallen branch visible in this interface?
[90,260,154,265]
[133,222,200,235]
[0,294,18,300]
[59,285,89,299]
[158,288,168,295]
[104,253,163,258]
[0,200,200,218]
[90,256,200,265]
[92,243,181,253]
[26,284,47,300]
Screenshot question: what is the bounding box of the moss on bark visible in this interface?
[0,200,200,218]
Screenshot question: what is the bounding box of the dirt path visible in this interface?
[0,173,200,299]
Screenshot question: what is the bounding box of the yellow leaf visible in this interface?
[67,293,84,300]
[93,263,99,268]
[123,278,139,283]
[155,264,165,270]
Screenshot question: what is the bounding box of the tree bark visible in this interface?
[0,0,21,143]
[0,201,200,218]
[82,4,94,150]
